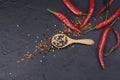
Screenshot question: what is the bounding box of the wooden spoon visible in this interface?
[51,34,94,48]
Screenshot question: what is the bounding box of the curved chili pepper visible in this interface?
[97,0,114,17]
[87,6,120,32]
[98,19,117,69]
[47,9,81,33]
[98,26,111,69]
[62,0,86,16]
[104,29,120,56]
[79,0,95,30]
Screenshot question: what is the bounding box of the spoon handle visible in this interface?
[72,39,94,45]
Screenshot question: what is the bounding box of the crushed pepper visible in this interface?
[17,18,93,62]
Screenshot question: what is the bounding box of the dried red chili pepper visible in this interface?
[98,26,111,69]
[104,29,120,56]
[97,0,114,17]
[79,0,95,30]
[98,19,117,69]
[87,6,120,32]
[62,0,86,16]
[47,9,81,33]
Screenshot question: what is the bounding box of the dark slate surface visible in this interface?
[0,0,120,80]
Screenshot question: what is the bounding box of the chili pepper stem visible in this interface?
[104,0,110,19]
[104,47,115,56]
[105,10,109,19]
[84,26,97,33]
[82,13,88,16]
[47,9,56,15]
[109,18,118,27]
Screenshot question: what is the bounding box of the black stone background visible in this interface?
[0,0,120,80]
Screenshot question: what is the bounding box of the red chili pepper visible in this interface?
[47,9,81,33]
[87,7,120,32]
[97,0,114,16]
[98,19,117,69]
[98,26,112,69]
[79,0,95,30]
[112,29,120,49]
[104,29,120,56]
[62,0,86,16]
